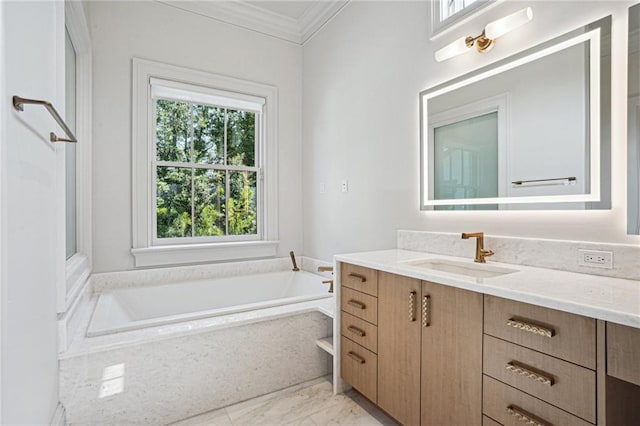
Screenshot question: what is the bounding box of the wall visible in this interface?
[302,0,639,261]
[88,1,303,272]
[0,1,62,423]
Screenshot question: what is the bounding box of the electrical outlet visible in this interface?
[578,249,613,269]
[341,179,349,193]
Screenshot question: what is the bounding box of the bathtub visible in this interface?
[88,270,332,336]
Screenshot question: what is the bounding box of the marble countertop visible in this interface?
[334,249,640,328]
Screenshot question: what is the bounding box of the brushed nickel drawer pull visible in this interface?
[506,362,554,386]
[422,295,431,327]
[507,318,555,338]
[348,273,367,283]
[347,300,366,310]
[506,405,551,426]
[409,291,417,322]
[347,325,366,337]
[347,351,366,364]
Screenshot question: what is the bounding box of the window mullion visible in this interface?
[189,104,195,238]
[224,108,229,236]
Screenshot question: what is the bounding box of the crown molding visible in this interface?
[156,0,349,45]
[299,0,350,44]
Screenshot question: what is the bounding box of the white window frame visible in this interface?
[132,59,279,267]
[57,0,92,315]
[430,0,500,40]
[150,79,264,245]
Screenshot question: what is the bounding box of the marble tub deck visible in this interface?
[172,377,396,426]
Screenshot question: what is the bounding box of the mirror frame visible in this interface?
[420,16,612,210]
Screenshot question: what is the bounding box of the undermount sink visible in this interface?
[401,259,518,279]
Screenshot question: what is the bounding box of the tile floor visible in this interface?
[171,376,397,426]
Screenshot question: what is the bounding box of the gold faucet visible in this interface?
[318,266,334,293]
[461,232,494,263]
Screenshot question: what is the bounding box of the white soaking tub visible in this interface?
[87,270,331,336]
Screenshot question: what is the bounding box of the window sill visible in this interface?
[131,240,279,268]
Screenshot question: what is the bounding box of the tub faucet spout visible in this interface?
[289,251,300,271]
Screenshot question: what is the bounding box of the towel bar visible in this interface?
[12,96,77,143]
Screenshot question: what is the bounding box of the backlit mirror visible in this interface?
[421,16,611,210]
[628,4,639,234]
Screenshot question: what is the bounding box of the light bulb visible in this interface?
[484,7,533,40]
[435,36,470,62]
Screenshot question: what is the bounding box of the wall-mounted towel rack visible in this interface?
[511,176,576,187]
[12,96,77,143]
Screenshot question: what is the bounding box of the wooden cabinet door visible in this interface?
[377,272,422,426]
[421,281,483,426]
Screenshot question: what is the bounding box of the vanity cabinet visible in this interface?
[340,263,379,404]
[377,272,421,425]
[606,322,640,386]
[483,296,597,425]
[338,261,639,426]
[420,279,483,426]
[376,271,483,426]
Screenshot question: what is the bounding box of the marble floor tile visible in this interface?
[172,377,397,426]
[171,408,232,426]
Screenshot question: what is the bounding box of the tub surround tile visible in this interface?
[398,230,640,280]
[92,257,293,293]
[301,256,333,278]
[63,296,335,359]
[335,249,640,328]
[58,276,93,352]
[60,312,333,425]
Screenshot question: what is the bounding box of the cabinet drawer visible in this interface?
[341,287,378,325]
[483,335,596,423]
[341,263,378,296]
[341,336,377,403]
[341,311,378,353]
[607,322,640,387]
[483,375,592,426]
[484,295,596,369]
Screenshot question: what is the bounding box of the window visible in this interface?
[440,0,478,22]
[65,27,77,259]
[62,0,92,314]
[431,0,495,38]
[151,79,263,243]
[132,59,279,267]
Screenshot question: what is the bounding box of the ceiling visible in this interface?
[158,0,350,44]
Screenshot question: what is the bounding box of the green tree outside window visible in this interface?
[155,99,258,239]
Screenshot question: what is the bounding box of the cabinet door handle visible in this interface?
[422,295,431,327]
[348,273,367,283]
[506,362,554,386]
[347,351,366,364]
[409,291,417,322]
[506,318,555,338]
[347,325,366,337]
[347,300,366,310]
[506,405,551,426]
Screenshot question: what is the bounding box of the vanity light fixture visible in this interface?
[435,7,534,62]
